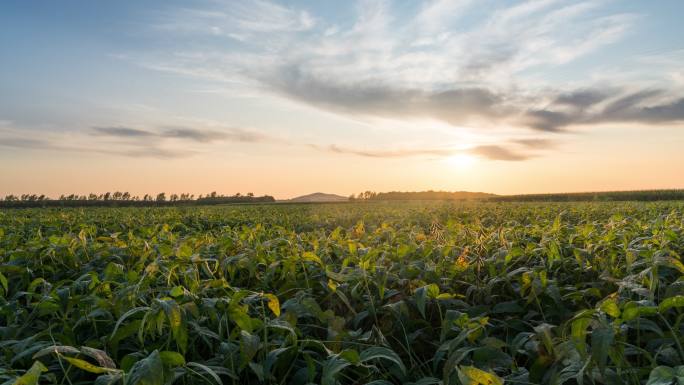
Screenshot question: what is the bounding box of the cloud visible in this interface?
[311,143,531,161]
[92,126,273,143]
[1,120,281,160]
[270,65,684,131]
[157,0,315,40]
[469,145,529,161]
[324,144,454,158]
[266,65,511,127]
[511,138,556,149]
[0,133,195,159]
[134,0,676,135]
[160,127,227,142]
[93,126,156,137]
[525,89,684,131]
[553,89,611,109]
[0,137,53,149]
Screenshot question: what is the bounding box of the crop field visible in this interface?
[1,201,684,385]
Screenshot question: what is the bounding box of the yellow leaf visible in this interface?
[599,297,621,318]
[301,252,322,265]
[13,361,47,385]
[457,365,504,385]
[61,355,117,374]
[264,294,280,317]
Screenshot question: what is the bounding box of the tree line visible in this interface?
[487,189,684,202]
[348,190,494,201]
[0,191,275,208]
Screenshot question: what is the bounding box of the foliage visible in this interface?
[1,201,683,384]
[489,189,684,202]
[0,192,274,209]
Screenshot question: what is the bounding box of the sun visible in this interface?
[446,154,477,168]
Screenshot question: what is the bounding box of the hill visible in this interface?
[288,192,349,203]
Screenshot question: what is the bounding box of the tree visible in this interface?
[156,192,166,202]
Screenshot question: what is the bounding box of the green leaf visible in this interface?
[411,378,442,385]
[646,366,675,385]
[158,351,185,367]
[32,345,80,359]
[80,347,117,369]
[415,284,439,318]
[169,286,184,298]
[110,307,151,340]
[622,302,658,321]
[94,373,123,385]
[660,296,684,313]
[321,356,351,385]
[125,350,164,385]
[0,271,8,293]
[571,316,592,356]
[157,299,182,336]
[338,349,360,364]
[229,307,254,332]
[12,361,47,385]
[456,366,504,385]
[186,362,224,385]
[359,347,406,375]
[591,326,614,375]
[240,331,260,367]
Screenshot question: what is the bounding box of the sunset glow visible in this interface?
[1,1,683,198]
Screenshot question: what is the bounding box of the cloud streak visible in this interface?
[525,89,684,131]
[0,124,278,159]
[92,126,274,143]
[0,134,196,159]
[311,143,533,161]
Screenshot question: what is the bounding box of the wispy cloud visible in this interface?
[470,145,529,161]
[129,0,684,136]
[0,123,277,159]
[525,89,684,131]
[0,133,197,159]
[92,125,274,143]
[156,0,315,40]
[310,142,533,161]
[92,126,155,137]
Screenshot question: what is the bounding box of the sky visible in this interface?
[1,0,683,199]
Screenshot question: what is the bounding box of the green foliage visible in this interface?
[1,201,684,384]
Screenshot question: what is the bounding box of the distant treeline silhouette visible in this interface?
[349,190,495,201]
[348,189,684,202]
[0,191,275,208]
[487,189,684,202]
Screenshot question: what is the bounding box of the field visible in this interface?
[1,201,684,385]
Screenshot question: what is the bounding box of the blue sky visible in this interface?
[1,0,683,198]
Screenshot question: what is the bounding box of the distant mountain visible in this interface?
[288,192,349,202]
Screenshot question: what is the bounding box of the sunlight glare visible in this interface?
[446,154,477,168]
